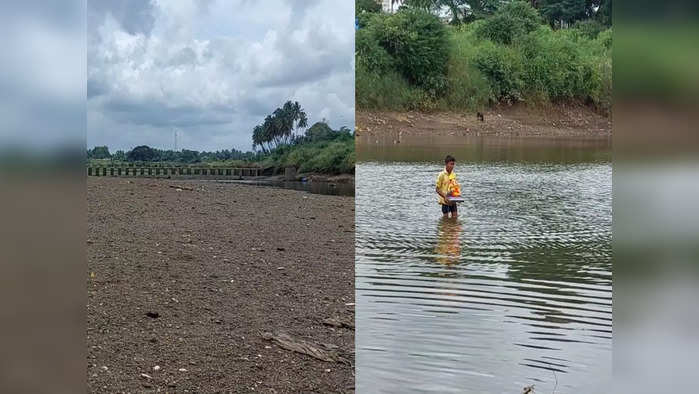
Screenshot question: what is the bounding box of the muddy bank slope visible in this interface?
[87,177,354,393]
[356,105,611,141]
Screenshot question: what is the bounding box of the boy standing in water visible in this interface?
[436,155,459,218]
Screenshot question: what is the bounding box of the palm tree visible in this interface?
[251,101,310,152]
[252,125,267,153]
[290,101,308,141]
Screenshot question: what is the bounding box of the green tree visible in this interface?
[403,0,500,23]
[475,1,543,44]
[113,150,126,161]
[89,146,111,159]
[537,0,601,27]
[180,149,200,163]
[251,101,309,152]
[279,101,308,144]
[596,0,611,27]
[305,122,334,141]
[126,145,156,162]
[369,9,450,93]
[356,0,381,14]
[252,125,268,153]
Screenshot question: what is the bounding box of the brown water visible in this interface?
[356,136,611,393]
[218,179,355,196]
[357,134,611,163]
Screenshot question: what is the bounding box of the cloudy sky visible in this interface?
[87,0,354,152]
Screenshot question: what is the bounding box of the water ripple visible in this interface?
[356,161,612,393]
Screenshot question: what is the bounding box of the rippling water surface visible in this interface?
[356,142,611,393]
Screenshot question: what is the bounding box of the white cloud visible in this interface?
[87,0,355,152]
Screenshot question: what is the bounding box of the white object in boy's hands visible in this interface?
[446,193,464,203]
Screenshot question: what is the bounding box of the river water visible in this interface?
[355,136,611,393]
[219,179,355,196]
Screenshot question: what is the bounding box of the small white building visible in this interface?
[380,0,403,14]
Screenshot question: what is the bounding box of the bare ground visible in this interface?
[87,177,354,393]
[356,105,611,141]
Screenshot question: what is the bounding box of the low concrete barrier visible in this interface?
[86,166,262,178]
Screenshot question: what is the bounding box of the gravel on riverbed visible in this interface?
[87,177,355,393]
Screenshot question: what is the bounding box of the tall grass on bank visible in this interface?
[356,2,612,114]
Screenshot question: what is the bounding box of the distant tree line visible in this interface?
[359,0,611,29]
[87,145,262,163]
[87,100,355,174]
[87,122,352,165]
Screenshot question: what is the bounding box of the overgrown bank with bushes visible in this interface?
[356,1,611,114]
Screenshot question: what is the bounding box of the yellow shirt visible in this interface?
[436,169,457,205]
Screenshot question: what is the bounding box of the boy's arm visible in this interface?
[436,175,447,200]
[436,187,445,199]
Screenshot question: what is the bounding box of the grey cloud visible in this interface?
[169,47,198,67]
[104,97,232,128]
[258,59,342,88]
[285,0,322,26]
[87,79,107,98]
[88,0,155,36]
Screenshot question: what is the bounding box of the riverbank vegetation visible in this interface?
[87,101,355,175]
[356,0,612,114]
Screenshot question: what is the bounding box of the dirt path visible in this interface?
[356,105,611,141]
[87,178,354,393]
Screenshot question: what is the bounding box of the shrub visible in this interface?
[517,26,608,108]
[356,62,429,110]
[266,135,355,174]
[355,0,611,113]
[440,27,493,109]
[368,9,450,93]
[356,26,394,74]
[573,19,606,39]
[596,28,612,50]
[297,140,355,174]
[473,42,524,102]
[475,1,542,45]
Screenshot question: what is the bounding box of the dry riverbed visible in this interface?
[87,177,355,393]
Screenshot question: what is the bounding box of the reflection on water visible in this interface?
[435,218,462,266]
[356,150,612,393]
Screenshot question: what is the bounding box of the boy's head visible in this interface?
[444,155,455,172]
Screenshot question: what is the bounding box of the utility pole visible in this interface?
[173,128,178,151]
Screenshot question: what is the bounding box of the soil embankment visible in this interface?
[356,105,611,141]
[87,178,354,393]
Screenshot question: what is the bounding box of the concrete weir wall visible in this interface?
[87,166,261,179]
[284,166,297,181]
